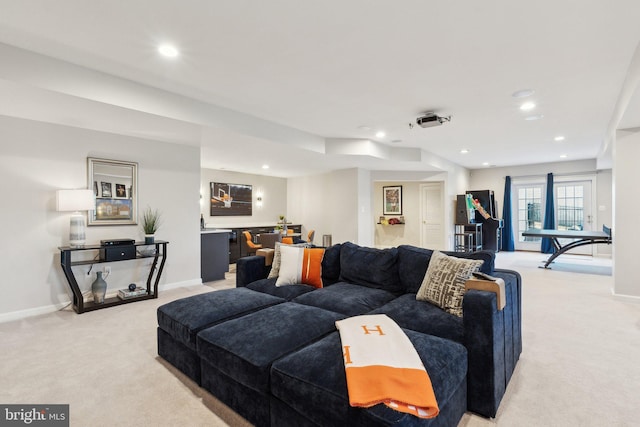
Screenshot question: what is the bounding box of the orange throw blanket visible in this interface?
[335,314,439,419]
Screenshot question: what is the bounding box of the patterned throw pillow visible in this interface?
[268,241,310,279]
[416,250,484,317]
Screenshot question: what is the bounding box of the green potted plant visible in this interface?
[142,206,162,244]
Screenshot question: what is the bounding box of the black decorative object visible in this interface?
[128,283,137,291]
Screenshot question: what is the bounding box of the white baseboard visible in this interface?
[0,278,204,324]
[0,301,70,324]
[160,279,203,291]
[611,289,640,303]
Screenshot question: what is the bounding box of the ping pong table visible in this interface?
[521,225,612,269]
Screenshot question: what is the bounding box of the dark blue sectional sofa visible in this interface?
[157,242,522,426]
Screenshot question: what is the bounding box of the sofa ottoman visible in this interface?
[157,288,285,384]
[270,330,468,427]
[197,302,346,427]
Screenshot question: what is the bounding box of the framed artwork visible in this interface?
[88,157,137,225]
[383,185,402,215]
[210,182,253,216]
[115,184,127,198]
[95,198,133,221]
[101,182,112,198]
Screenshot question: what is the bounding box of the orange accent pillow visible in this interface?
[282,237,294,244]
[301,248,325,288]
[275,246,325,288]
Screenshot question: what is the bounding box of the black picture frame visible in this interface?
[101,182,112,198]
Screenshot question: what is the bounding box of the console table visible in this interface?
[58,241,168,314]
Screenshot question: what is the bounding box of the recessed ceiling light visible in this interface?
[554,136,565,141]
[375,131,385,138]
[262,164,269,169]
[525,114,544,121]
[482,162,489,166]
[559,154,568,158]
[158,44,179,58]
[460,149,469,154]
[512,89,535,98]
[358,125,372,131]
[520,102,536,111]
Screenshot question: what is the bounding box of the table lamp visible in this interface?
[56,189,95,247]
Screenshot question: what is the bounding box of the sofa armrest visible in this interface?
[462,266,522,418]
[463,289,506,418]
[236,256,269,287]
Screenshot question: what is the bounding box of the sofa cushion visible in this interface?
[338,242,401,293]
[398,245,495,294]
[292,282,397,316]
[197,302,345,394]
[321,243,342,286]
[443,250,495,275]
[276,246,325,288]
[270,330,467,427]
[416,251,484,317]
[246,277,315,300]
[157,288,284,350]
[369,294,464,344]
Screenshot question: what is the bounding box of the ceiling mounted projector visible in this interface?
[416,112,451,128]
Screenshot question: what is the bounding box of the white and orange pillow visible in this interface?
[275,245,325,288]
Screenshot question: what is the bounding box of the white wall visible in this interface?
[0,116,201,321]
[469,159,612,255]
[374,181,422,248]
[287,168,361,245]
[613,131,640,297]
[371,167,470,250]
[200,168,287,227]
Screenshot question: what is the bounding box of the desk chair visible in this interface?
[243,231,262,255]
[307,230,315,244]
[259,233,282,249]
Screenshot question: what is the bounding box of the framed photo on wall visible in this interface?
[383,185,402,215]
[101,182,112,198]
[210,182,253,216]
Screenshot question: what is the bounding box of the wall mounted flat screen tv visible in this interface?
[210,182,252,216]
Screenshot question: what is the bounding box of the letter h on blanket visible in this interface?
[335,314,439,419]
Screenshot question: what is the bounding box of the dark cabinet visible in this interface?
[201,232,230,281]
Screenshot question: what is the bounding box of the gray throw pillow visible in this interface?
[267,241,310,279]
[416,250,484,317]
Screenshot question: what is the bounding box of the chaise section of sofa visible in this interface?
[157,287,285,384]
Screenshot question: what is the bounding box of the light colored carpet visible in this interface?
[1,252,638,426]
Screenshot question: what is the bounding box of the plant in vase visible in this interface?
[142,206,162,244]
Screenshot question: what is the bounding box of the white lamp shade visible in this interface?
[56,189,95,212]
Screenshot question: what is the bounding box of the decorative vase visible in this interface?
[145,234,155,244]
[92,271,107,304]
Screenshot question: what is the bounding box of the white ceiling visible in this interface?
[1,0,640,177]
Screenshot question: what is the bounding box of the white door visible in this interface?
[513,183,545,251]
[420,183,444,249]
[554,180,593,255]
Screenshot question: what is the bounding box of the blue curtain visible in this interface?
[541,172,556,254]
[501,176,515,251]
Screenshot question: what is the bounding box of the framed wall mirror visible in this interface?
[87,157,138,225]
